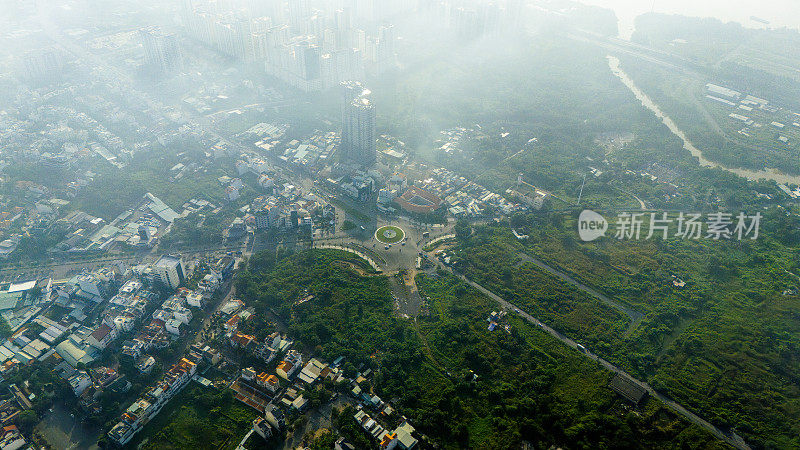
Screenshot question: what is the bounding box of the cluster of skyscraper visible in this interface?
[435,0,525,39]
[178,0,407,92]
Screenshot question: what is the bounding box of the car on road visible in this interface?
[385,245,389,250]
[576,344,586,352]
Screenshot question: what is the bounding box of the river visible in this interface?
[607,55,800,186]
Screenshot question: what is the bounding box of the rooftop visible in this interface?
[609,374,648,405]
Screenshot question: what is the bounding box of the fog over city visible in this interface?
[0,1,799,450]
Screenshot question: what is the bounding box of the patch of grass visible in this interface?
[136,385,257,450]
[375,226,405,244]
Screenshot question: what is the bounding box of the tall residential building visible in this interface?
[247,0,283,20]
[334,8,352,48]
[375,24,397,72]
[22,46,66,81]
[288,0,310,33]
[140,27,182,73]
[153,255,186,290]
[341,82,376,167]
[321,48,364,90]
[300,43,321,80]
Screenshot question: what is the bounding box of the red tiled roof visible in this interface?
[90,324,112,341]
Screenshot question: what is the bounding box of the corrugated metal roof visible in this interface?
[7,280,36,293]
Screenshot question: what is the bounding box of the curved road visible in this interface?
[312,243,382,271]
[515,252,644,336]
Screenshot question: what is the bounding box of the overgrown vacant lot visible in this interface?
[451,217,800,448]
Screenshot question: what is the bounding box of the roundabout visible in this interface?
[375,225,405,245]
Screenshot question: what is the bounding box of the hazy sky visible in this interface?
[577,0,800,39]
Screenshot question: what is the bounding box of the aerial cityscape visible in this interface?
[0,0,799,448]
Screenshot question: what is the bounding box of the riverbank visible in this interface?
[607,55,800,186]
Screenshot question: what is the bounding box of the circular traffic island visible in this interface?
[375,225,406,245]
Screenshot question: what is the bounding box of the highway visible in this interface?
[0,242,249,281]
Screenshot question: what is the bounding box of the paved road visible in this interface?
[0,243,248,282]
[312,243,381,271]
[515,252,645,329]
[610,184,648,210]
[440,263,750,450]
[234,428,255,450]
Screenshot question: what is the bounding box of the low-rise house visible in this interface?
[91,367,119,388]
[55,333,99,368]
[0,401,19,425]
[186,291,205,308]
[297,358,329,384]
[291,394,308,411]
[113,316,135,333]
[121,339,145,361]
[241,367,256,381]
[224,315,241,331]
[173,307,192,325]
[261,374,280,393]
[393,421,419,449]
[0,425,26,450]
[253,416,273,440]
[190,344,221,365]
[108,358,197,446]
[276,361,296,380]
[265,403,286,430]
[229,331,255,349]
[136,356,156,374]
[165,319,182,336]
[68,371,92,396]
[254,342,277,363]
[87,324,116,349]
[198,272,222,293]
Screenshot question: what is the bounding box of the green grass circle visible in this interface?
[375,225,405,244]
